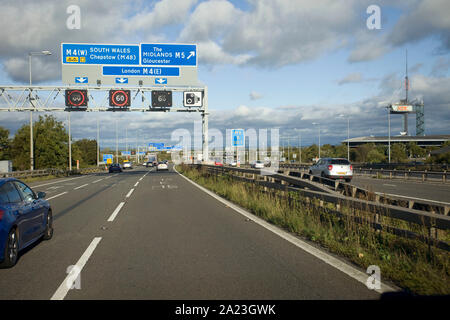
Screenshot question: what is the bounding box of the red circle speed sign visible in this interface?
[111,90,129,107]
[67,90,86,106]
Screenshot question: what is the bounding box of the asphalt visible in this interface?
[0,166,382,299]
[351,176,450,204]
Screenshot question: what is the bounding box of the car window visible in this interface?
[0,183,11,204]
[14,181,36,202]
[330,159,350,165]
[3,182,22,203]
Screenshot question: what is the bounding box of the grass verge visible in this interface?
[177,164,450,295]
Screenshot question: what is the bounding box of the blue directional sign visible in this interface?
[62,43,140,65]
[141,44,197,66]
[103,154,114,163]
[121,151,131,156]
[75,77,88,83]
[103,66,179,77]
[149,143,165,151]
[155,78,167,84]
[115,77,128,84]
[232,129,245,147]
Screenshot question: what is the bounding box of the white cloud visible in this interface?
[249,91,263,100]
[388,0,450,49]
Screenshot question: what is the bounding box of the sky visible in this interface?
[0,0,449,150]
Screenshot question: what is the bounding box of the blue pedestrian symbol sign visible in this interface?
[232,129,244,147]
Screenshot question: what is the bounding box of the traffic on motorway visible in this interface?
[1,1,449,313]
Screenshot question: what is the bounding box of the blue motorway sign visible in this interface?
[121,151,131,156]
[75,77,88,83]
[62,44,140,65]
[140,44,197,66]
[115,77,128,84]
[155,78,167,84]
[232,129,245,147]
[103,66,179,77]
[103,154,114,162]
[149,143,165,151]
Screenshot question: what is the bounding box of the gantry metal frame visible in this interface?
[0,85,209,161]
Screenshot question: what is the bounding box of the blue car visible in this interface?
[0,178,53,268]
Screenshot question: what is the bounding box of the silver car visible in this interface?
[309,158,353,182]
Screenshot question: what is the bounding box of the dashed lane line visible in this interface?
[50,237,102,300]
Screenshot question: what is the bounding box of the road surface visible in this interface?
[0,166,384,299]
[351,176,450,204]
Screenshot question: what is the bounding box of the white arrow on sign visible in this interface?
[116,78,127,83]
[156,78,166,84]
[186,51,195,60]
[75,77,87,83]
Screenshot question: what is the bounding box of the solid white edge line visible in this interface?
[107,202,125,222]
[50,237,102,300]
[126,189,134,198]
[46,191,68,201]
[74,183,89,190]
[374,191,450,206]
[92,178,104,183]
[134,182,139,187]
[174,166,398,294]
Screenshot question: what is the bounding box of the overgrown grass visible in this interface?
[177,164,450,295]
[21,174,60,183]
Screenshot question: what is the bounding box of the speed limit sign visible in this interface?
[109,90,131,108]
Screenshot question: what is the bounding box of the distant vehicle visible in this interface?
[109,163,123,173]
[309,158,353,182]
[0,178,53,268]
[214,161,223,166]
[230,161,237,167]
[157,162,169,171]
[147,154,157,164]
[145,161,153,167]
[251,160,265,169]
[123,161,132,169]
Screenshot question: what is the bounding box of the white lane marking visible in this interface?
[382,184,397,187]
[126,189,134,198]
[134,182,139,187]
[33,175,88,188]
[107,202,125,222]
[50,237,102,300]
[74,184,89,190]
[175,167,397,294]
[374,192,450,206]
[104,176,112,180]
[46,192,68,201]
[92,178,104,183]
[46,186,63,190]
[139,178,143,181]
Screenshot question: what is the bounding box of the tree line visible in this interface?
[281,141,448,164]
[0,115,447,170]
[0,115,98,170]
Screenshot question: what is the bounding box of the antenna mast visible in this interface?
[405,49,409,103]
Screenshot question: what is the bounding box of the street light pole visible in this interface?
[387,107,391,164]
[115,120,118,163]
[68,112,72,171]
[347,118,350,161]
[312,122,320,159]
[97,117,100,167]
[28,50,51,171]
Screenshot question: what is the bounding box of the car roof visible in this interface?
[0,177,19,186]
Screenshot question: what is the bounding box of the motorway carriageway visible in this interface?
[351,176,450,205]
[0,166,395,299]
